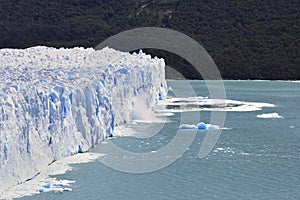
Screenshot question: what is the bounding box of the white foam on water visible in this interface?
[154,112,175,117]
[132,118,168,123]
[114,119,169,139]
[113,125,137,137]
[213,147,253,156]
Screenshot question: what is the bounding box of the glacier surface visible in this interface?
[0,46,166,193]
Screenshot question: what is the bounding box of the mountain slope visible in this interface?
[0,0,299,79]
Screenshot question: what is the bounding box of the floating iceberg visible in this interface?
[197,122,208,130]
[179,124,197,129]
[179,122,222,130]
[0,46,167,194]
[256,113,283,119]
[157,97,275,112]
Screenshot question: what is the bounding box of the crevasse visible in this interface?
[0,46,167,192]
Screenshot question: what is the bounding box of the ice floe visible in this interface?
[157,97,275,112]
[179,122,226,130]
[256,113,283,119]
[1,152,103,199]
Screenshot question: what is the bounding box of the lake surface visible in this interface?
[22,80,300,200]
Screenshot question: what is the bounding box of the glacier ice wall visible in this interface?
[0,46,166,192]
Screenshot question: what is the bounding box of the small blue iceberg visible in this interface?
[197,122,207,130]
[43,183,51,189]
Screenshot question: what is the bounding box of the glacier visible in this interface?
[0,46,167,193]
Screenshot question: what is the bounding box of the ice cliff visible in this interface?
[0,46,166,192]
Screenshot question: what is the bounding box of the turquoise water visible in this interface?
[22,80,300,200]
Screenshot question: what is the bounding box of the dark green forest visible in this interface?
[0,0,299,79]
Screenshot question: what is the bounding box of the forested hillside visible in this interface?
[0,0,299,79]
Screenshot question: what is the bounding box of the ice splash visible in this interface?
[132,92,156,122]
